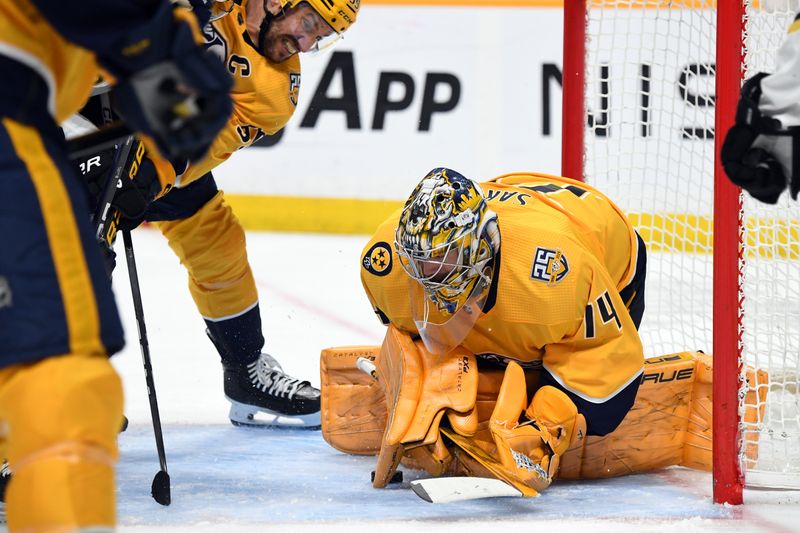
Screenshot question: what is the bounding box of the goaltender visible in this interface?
[359,167,647,494]
[322,168,764,498]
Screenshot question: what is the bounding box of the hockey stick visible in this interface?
[410,477,524,503]
[97,89,171,506]
[121,229,171,506]
[66,121,131,160]
[68,99,172,505]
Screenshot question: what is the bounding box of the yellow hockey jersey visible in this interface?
[147,1,303,322]
[163,0,301,186]
[0,0,99,124]
[361,172,645,404]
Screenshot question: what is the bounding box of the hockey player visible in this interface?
[80,0,361,428]
[0,0,232,531]
[357,168,647,494]
[721,12,800,203]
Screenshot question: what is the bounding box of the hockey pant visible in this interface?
[145,174,263,364]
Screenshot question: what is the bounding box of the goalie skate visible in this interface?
[224,352,321,429]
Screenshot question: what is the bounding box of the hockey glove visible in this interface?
[488,362,584,494]
[721,73,800,204]
[104,3,232,163]
[77,139,161,233]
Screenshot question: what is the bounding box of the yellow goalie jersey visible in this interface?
[160,0,301,186]
[361,172,645,427]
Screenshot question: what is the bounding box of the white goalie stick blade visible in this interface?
[410,477,524,503]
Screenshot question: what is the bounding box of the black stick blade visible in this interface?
[151,470,171,506]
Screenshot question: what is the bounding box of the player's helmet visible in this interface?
[252,0,359,56]
[394,168,500,353]
[395,168,499,353]
[280,0,360,35]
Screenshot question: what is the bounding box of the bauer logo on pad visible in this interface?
[363,242,393,276]
[531,247,569,285]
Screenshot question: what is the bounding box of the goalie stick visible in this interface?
[410,477,524,503]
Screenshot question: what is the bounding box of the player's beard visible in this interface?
[258,10,300,63]
[263,33,299,63]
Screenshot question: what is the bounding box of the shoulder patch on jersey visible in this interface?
[202,22,228,63]
[363,242,393,276]
[289,73,301,106]
[531,247,569,285]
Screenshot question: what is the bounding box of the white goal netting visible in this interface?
[581,0,800,486]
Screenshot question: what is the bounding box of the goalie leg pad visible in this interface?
[320,346,386,455]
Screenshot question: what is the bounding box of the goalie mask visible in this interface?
[395,168,499,354]
[258,0,360,59]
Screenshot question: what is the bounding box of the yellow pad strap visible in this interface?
[446,406,478,437]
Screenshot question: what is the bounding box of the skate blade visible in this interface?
[228,401,321,430]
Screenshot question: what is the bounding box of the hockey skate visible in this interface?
[224,352,321,429]
[0,461,9,523]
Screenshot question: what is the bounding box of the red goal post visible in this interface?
[562,0,800,505]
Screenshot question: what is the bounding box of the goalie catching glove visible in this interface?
[487,362,585,494]
[721,73,800,204]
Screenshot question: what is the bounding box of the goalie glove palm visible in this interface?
[489,362,584,493]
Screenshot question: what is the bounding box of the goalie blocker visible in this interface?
[319,336,769,495]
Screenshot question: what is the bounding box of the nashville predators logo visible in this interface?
[531,247,569,285]
[289,72,301,106]
[363,242,392,276]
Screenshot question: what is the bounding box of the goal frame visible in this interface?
[561,0,746,505]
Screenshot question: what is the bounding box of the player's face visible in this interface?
[262,3,335,63]
[418,247,460,284]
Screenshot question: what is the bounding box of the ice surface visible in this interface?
[69,229,800,532]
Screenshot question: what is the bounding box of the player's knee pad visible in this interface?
[0,353,123,531]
